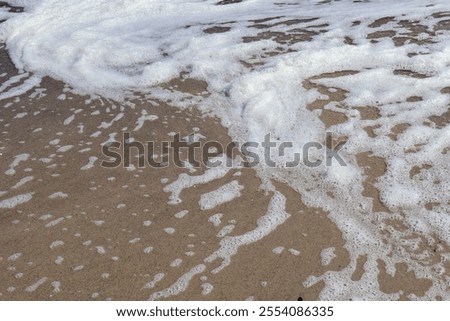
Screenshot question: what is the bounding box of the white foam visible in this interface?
[96,246,106,255]
[174,210,189,219]
[39,213,52,221]
[98,113,124,129]
[134,110,158,131]
[0,193,33,209]
[143,273,165,289]
[5,153,29,176]
[25,277,48,293]
[201,283,214,296]
[183,133,206,144]
[164,157,231,204]
[48,138,60,145]
[0,75,41,100]
[272,246,285,255]
[49,240,64,249]
[92,220,105,226]
[45,217,65,228]
[198,180,243,211]
[51,281,61,293]
[208,213,223,227]
[206,191,290,273]
[14,112,27,119]
[56,145,73,153]
[148,264,205,301]
[4,0,450,299]
[7,253,22,261]
[48,192,68,199]
[72,265,84,272]
[63,114,75,125]
[11,176,34,189]
[163,228,175,235]
[217,224,235,238]
[81,156,97,170]
[143,246,154,254]
[90,131,101,138]
[129,238,140,244]
[54,256,64,265]
[170,258,182,268]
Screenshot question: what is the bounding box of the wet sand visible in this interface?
[0,46,434,300]
[0,48,343,300]
[1,3,448,299]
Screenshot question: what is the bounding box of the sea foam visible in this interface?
[3,0,450,299]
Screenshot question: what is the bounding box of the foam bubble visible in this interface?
[199,180,243,211]
[25,277,48,293]
[4,0,450,299]
[148,264,205,300]
[0,193,33,209]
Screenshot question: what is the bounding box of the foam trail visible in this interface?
[0,75,41,100]
[148,264,205,301]
[3,0,450,299]
[0,193,33,209]
[205,191,290,273]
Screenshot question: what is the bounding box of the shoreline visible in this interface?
[0,49,348,300]
[2,0,450,300]
[0,47,433,300]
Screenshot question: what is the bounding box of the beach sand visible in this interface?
[0,47,339,300]
[0,45,434,300]
[2,0,450,300]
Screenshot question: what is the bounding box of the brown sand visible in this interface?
[0,48,349,300]
[0,13,438,300]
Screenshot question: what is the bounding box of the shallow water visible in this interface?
[2,0,450,299]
